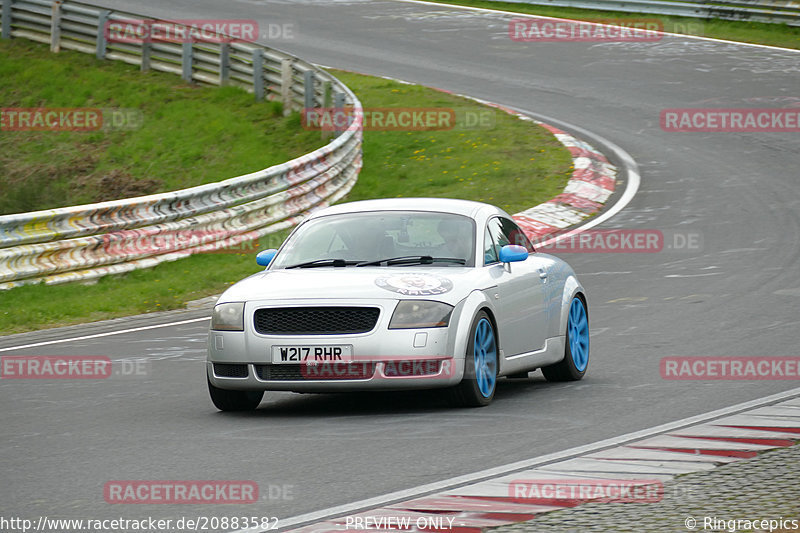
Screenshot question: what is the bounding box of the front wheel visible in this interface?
[542,295,589,382]
[451,311,498,407]
[208,377,263,411]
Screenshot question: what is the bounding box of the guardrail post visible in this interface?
[333,91,345,137]
[141,40,151,72]
[281,58,293,115]
[219,42,230,86]
[322,80,332,108]
[50,1,63,52]
[182,41,193,82]
[96,10,109,59]
[252,48,264,101]
[1,0,12,40]
[303,70,315,110]
[320,80,333,141]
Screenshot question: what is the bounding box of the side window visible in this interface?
[500,217,536,253]
[484,218,509,265]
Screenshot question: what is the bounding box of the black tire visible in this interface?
[207,377,263,411]
[542,295,589,382]
[450,310,498,407]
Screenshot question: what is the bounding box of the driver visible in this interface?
[436,218,470,261]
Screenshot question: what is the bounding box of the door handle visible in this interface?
[538,268,548,280]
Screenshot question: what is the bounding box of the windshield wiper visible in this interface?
[284,259,362,269]
[356,255,466,267]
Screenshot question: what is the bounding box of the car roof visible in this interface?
[309,198,510,220]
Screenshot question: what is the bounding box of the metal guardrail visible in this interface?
[498,0,800,25]
[0,0,364,289]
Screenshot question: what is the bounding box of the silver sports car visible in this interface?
[207,198,589,410]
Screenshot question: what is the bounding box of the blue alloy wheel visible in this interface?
[541,294,589,382]
[473,317,498,398]
[452,310,498,406]
[568,297,589,372]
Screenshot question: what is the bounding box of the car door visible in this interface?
[483,217,547,356]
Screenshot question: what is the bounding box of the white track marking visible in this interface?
[243,387,800,532]
[0,317,210,352]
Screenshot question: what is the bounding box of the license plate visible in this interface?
[271,345,353,363]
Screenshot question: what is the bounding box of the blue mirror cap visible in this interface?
[256,249,278,267]
[499,244,528,263]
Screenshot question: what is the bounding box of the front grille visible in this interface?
[254,363,375,381]
[213,363,249,378]
[253,307,380,335]
[254,364,304,381]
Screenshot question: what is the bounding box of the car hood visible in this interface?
[217,267,491,306]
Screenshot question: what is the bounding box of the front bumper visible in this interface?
[207,298,465,392]
[206,357,464,392]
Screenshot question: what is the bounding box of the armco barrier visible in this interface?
[0,0,363,289]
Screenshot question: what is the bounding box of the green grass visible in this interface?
[430,0,800,49]
[0,39,321,214]
[333,70,571,214]
[0,41,572,334]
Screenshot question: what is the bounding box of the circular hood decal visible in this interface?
[375,274,454,296]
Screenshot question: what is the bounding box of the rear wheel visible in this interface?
[451,311,498,407]
[207,377,263,411]
[542,295,589,382]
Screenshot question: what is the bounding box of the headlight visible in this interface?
[389,300,453,329]
[211,302,245,331]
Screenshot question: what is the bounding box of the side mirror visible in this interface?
[499,244,528,263]
[256,249,278,267]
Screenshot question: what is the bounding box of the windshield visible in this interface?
[271,211,476,269]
